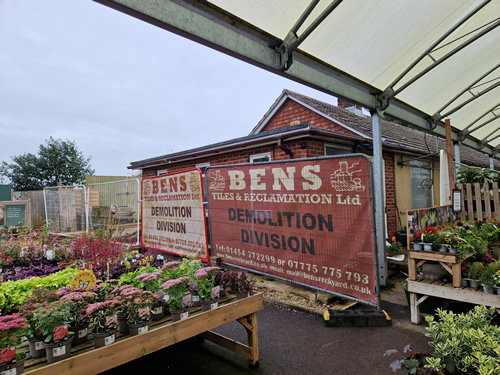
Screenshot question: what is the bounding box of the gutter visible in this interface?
[128,126,366,169]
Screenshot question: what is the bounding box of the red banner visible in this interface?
[141,169,209,262]
[206,156,377,304]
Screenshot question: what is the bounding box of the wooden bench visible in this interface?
[24,293,263,374]
[407,250,472,288]
[407,279,500,324]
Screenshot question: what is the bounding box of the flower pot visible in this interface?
[448,248,457,255]
[201,300,218,312]
[127,319,151,336]
[423,243,433,252]
[69,324,89,347]
[413,243,423,251]
[236,291,250,300]
[117,315,129,334]
[482,284,494,294]
[191,293,201,307]
[439,244,448,253]
[151,302,165,321]
[493,286,500,295]
[468,279,480,288]
[0,358,24,375]
[28,336,45,358]
[462,278,470,287]
[93,330,117,349]
[169,309,189,322]
[43,335,73,364]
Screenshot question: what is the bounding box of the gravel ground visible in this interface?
[255,286,354,315]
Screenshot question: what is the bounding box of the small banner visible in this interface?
[206,156,377,305]
[141,169,209,262]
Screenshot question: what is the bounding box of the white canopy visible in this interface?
[95,0,500,159]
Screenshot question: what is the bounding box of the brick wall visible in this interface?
[262,98,359,136]
[139,99,398,240]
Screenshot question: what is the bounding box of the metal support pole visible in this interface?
[490,156,494,170]
[372,112,387,287]
[454,142,461,174]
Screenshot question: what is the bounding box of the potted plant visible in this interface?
[58,288,97,346]
[0,313,29,374]
[135,269,165,320]
[425,306,500,374]
[116,285,155,336]
[220,271,257,299]
[468,261,485,288]
[479,262,500,294]
[194,266,220,311]
[493,267,500,295]
[385,241,404,258]
[84,299,121,348]
[18,287,59,358]
[160,276,189,321]
[31,300,75,364]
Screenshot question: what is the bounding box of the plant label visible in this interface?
[78,328,88,338]
[180,312,189,320]
[138,326,149,335]
[35,341,44,351]
[104,334,115,346]
[153,307,163,314]
[53,346,66,357]
[0,368,16,375]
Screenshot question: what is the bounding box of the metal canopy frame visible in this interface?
[94,0,500,156]
[93,0,500,288]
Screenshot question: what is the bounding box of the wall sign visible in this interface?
[452,189,462,213]
[206,156,377,305]
[141,169,209,262]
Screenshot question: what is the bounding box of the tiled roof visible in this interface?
[283,90,499,169]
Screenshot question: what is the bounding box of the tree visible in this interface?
[1,137,95,191]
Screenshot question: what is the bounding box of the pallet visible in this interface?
[23,293,263,374]
[407,279,500,324]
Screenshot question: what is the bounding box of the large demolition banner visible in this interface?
[206,156,377,305]
[141,169,209,262]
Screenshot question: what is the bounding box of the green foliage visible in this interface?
[32,301,75,343]
[0,268,79,313]
[470,261,486,280]
[425,306,500,375]
[1,137,94,190]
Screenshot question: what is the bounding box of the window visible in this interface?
[157,169,168,176]
[410,161,433,209]
[325,144,351,156]
[250,152,271,163]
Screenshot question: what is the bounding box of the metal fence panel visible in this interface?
[87,179,140,245]
[43,186,86,233]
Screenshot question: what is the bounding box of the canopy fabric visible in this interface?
[95,0,500,159]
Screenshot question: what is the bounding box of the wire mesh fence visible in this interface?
[43,186,86,233]
[87,179,140,245]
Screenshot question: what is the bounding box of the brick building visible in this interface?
[129,89,497,238]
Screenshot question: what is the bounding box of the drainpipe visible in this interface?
[277,137,293,158]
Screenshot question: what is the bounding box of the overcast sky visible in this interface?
[0,0,340,178]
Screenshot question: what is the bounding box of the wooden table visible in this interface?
[24,293,263,374]
[407,279,500,324]
[407,250,472,288]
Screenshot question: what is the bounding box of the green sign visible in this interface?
[0,185,12,201]
[5,204,25,227]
